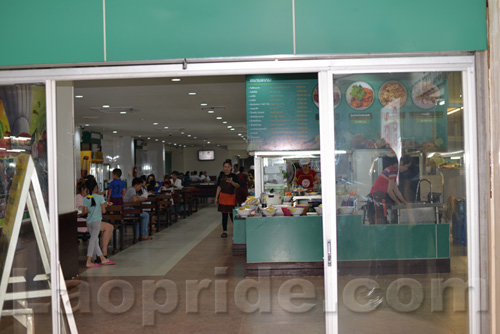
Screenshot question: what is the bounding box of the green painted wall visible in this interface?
[106,0,293,61]
[337,215,450,261]
[0,0,486,67]
[246,216,324,263]
[244,215,449,263]
[295,0,487,54]
[0,0,104,66]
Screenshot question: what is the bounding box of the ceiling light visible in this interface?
[227,125,232,128]
[120,111,127,114]
[188,92,197,96]
[230,128,235,131]
[207,141,211,144]
[85,124,90,126]
[187,134,192,137]
[238,133,242,136]
[164,126,169,129]
[216,117,222,120]
[222,121,228,124]
[102,105,110,108]
[181,132,185,135]
[200,103,208,106]
[138,135,142,138]
[207,110,214,114]
[147,137,151,140]
[155,139,158,141]
[153,122,159,125]
[174,143,177,145]
[75,95,83,99]
[113,131,117,134]
[162,140,165,143]
[194,137,197,139]
[171,78,181,82]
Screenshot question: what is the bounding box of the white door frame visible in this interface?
[0,55,479,334]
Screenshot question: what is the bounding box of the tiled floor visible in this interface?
[66,206,469,333]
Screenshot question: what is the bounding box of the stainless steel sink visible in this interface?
[392,202,442,224]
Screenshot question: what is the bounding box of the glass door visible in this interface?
[321,69,478,333]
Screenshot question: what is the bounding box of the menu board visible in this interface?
[333,72,449,151]
[246,72,448,152]
[246,74,319,151]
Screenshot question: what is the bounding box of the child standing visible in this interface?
[107,168,126,205]
[83,178,116,268]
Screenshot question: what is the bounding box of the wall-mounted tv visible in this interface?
[198,150,215,161]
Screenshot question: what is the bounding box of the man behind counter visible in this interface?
[294,159,320,192]
[368,154,412,225]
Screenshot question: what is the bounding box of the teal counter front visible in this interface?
[239,214,450,276]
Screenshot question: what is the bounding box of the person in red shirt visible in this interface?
[368,154,412,224]
[294,159,320,192]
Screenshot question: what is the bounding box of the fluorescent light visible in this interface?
[200,103,208,106]
[147,137,151,140]
[447,107,463,115]
[120,111,127,114]
[155,139,158,141]
[207,110,214,114]
[171,78,181,82]
[230,128,235,131]
[7,149,25,153]
[227,125,232,128]
[207,141,211,144]
[222,121,228,124]
[113,131,118,134]
[181,132,185,135]
[216,117,222,120]
[153,122,159,125]
[238,133,242,136]
[75,95,83,99]
[164,126,169,129]
[188,92,197,96]
[85,124,90,126]
[162,140,165,143]
[187,134,192,137]
[102,105,110,108]
[450,157,461,160]
[335,150,347,154]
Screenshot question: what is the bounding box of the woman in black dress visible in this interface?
[215,159,240,238]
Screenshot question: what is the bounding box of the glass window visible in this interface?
[0,84,57,333]
[334,72,468,332]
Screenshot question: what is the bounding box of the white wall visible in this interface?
[56,82,76,214]
[181,146,231,179]
[102,135,134,187]
[135,142,164,180]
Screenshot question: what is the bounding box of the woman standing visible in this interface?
[82,178,115,267]
[215,159,240,238]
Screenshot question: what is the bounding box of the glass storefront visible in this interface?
[333,71,469,333]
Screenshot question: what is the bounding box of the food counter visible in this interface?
[235,213,450,276]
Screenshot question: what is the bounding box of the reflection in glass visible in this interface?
[335,72,468,333]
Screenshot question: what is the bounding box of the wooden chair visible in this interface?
[102,205,124,252]
[141,197,159,234]
[122,201,144,243]
[156,194,173,228]
[172,191,185,219]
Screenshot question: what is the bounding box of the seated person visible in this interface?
[368,155,412,225]
[123,178,152,241]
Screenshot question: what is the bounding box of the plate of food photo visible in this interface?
[312,84,341,108]
[346,81,374,110]
[411,81,440,109]
[379,81,407,107]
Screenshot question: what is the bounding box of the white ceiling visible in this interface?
[74,75,248,148]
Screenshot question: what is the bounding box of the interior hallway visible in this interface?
[69,205,468,334]
[71,205,326,334]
